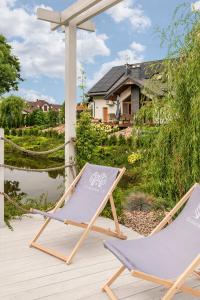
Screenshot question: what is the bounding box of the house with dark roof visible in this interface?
[87,59,167,126]
[25,99,62,113]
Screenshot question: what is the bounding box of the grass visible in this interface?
[5,135,65,168]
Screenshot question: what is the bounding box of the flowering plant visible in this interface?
[128,152,143,164]
[92,123,118,134]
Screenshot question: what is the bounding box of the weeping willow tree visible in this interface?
[146,5,200,208]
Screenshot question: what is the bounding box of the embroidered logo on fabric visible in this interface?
[186,203,200,229]
[89,172,107,189]
[193,204,200,220]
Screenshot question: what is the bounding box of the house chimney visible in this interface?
[125,63,131,76]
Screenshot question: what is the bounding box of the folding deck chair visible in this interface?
[30,163,127,264]
[102,183,200,300]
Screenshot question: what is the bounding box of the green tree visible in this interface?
[29,109,47,126]
[60,102,65,124]
[0,95,25,128]
[145,6,200,208]
[0,35,22,95]
[47,109,59,127]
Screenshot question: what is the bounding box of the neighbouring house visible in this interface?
[25,99,62,113]
[87,59,167,127]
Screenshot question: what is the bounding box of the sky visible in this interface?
[0,0,199,104]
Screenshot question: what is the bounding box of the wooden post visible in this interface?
[36,0,125,190]
[131,86,140,115]
[65,22,77,189]
[0,128,4,228]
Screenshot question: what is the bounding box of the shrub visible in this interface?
[10,128,16,136]
[76,112,110,168]
[32,128,39,136]
[108,135,118,145]
[58,132,64,139]
[29,128,34,136]
[127,136,133,147]
[102,187,124,218]
[118,134,126,145]
[4,127,10,135]
[125,192,155,212]
[17,129,23,136]
[23,129,30,136]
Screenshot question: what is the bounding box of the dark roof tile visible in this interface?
[87,59,165,96]
[88,66,125,94]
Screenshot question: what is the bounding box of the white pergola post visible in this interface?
[37,0,124,189]
[65,23,77,187]
[0,128,4,228]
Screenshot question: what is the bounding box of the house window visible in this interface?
[43,105,48,112]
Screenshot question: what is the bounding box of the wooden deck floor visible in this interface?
[0,215,200,300]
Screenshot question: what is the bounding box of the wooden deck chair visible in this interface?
[30,163,127,264]
[102,183,200,300]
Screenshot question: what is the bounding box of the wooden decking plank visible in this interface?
[2,215,198,300]
[0,254,115,280]
[0,258,119,287]
[1,267,126,299]
[33,273,139,300]
[0,215,136,299]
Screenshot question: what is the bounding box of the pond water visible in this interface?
[4,153,65,204]
[5,168,65,203]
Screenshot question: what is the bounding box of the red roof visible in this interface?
[26,99,62,111]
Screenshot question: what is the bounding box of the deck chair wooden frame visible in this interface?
[102,183,200,300]
[30,163,127,265]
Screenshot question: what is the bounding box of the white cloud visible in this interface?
[192,1,200,11]
[130,41,146,52]
[0,0,110,79]
[17,88,57,103]
[107,0,151,31]
[88,41,145,88]
[77,31,110,63]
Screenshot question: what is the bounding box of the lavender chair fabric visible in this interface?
[32,164,120,223]
[104,184,200,279]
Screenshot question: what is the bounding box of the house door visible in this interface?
[123,102,131,115]
[103,107,108,122]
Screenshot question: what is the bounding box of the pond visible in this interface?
[5,153,65,204]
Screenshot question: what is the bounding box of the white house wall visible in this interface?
[94,99,116,120]
[120,87,131,102]
[92,87,132,121]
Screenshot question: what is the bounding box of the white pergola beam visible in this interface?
[57,20,96,33]
[73,0,123,26]
[37,8,61,24]
[77,20,96,32]
[37,8,95,32]
[50,0,102,31]
[61,0,102,23]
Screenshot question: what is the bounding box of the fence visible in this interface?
[0,128,75,227]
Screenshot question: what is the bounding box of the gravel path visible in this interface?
[123,209,165,236]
